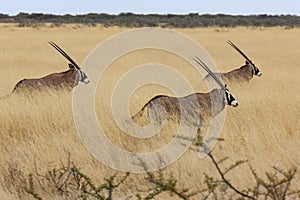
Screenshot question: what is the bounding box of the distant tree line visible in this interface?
[0,12,300,27]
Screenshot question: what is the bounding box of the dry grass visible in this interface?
[0,24,300,199]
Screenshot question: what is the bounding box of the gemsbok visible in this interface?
[1,41,89,99]
[204,40,262,84]
[131,57,238,126]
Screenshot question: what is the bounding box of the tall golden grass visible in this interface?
[1,24,300,199]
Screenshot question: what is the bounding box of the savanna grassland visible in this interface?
[0,24,300,199]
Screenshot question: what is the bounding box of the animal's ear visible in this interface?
[68,63,75,69]
[225,84,227,88]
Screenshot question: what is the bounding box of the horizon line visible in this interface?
[1,12,299,17]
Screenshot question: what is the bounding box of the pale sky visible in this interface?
[0,0,299,16]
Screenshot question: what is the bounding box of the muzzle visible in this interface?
[84,78,90,84]
[257,71,262,77]
[231,100,238,107]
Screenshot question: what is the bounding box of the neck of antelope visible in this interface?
[209,89,226,117]
[240,64,254,80]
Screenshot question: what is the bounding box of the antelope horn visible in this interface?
[49,41,81,70]
[193,56,225,89]
[227,40,251,62]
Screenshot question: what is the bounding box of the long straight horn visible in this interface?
[227,40,251,62]
[193,57,225,88]
[48,41,81,70]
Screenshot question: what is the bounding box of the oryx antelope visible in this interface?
[1,42,89,98]
[132,57,238,126]
[204,40,262,84]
